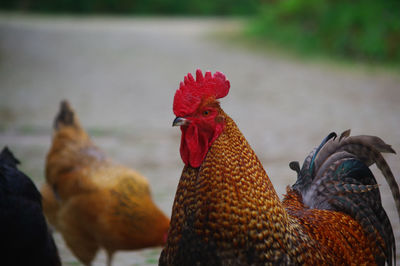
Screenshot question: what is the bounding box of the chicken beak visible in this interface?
[172,117,188,127]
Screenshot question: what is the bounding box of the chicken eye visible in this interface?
[203,110,210,116]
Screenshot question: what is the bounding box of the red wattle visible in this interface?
[180,122,224,168]
[180,125,209,168]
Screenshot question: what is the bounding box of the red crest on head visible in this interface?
[173,69,230,117]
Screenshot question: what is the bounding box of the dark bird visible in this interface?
[0,147,61,266]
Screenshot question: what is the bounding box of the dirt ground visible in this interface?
[0,14,399,265]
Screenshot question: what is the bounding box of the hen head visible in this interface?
[172,69,230,168]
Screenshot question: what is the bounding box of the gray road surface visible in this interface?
[1,15,399,265]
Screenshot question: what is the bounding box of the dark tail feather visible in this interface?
[309,132,338,175]
[0,147,20,168]
[292,130,399,266]
[54,100,77,130]
[312,130,400,220]
[292,132,337,192]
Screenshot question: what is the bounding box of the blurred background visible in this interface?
[0,0,399,265]
[2,0,400,64]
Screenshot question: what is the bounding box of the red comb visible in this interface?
[173,69,230,116]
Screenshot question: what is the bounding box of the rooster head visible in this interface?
[172,69,230,168]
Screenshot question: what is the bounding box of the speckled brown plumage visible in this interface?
[160,108,398,265]
[282,188,380,265]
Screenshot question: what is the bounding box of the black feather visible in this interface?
[0,147,20,167]
[0,147,61,266]
[289,161,300,175]
[291,131,399,266]
[292,132,337,193]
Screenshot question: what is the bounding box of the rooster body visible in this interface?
[42,101,169,266]
[160,70,400,265]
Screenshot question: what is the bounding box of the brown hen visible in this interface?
[42,100,169,266]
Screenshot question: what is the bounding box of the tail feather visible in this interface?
[309,132,337,174]
[0,147,43,206]
[54,100,79,130]
[338,129,351,141]
[292,130,399,266]
[292,132,337,192]
[0,147,21,167]
[314,151,355,179]
[311,130,400,218]
[313,132,396,169]
[331,194,388,263]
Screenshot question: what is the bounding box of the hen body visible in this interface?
[0,147,61,266]
[42,101,169,266]
[160,70,400,265]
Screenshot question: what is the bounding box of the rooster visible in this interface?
[159,70,400,265]
[0,147,61,266]
[42,100,170,266]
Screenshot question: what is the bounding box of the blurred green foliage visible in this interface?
[0,0,258,15]
[2,0,399,64]
[249,0,400,63]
